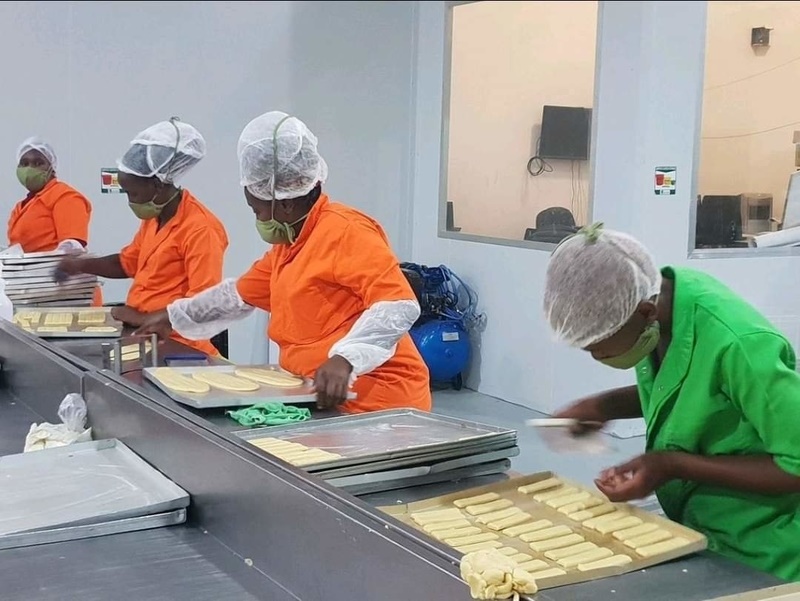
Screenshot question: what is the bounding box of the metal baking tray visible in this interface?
[0,509,186,551]
[320,446,519,481]
[234,409,518,472]
[0,439,189,537]
[14,307,123,339]
[317,443,520,480]
[143,364,317,408]
[334,459,513,496]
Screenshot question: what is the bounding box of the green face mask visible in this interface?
[129,189,181,220]
[17,166,51,192]
[255,213,307,245]
[598,321,660,370]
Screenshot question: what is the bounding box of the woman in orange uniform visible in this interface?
[8,137,92,255]
[137,111,430,412]
[56,119,228,356]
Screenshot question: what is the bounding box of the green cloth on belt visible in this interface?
[226,402,311,427]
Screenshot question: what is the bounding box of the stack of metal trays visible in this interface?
[234,409,519,495]
[0,439,189,550]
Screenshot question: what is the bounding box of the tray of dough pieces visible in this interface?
[380,472,707,592]
[234,409,518,473]
[143,364,317,408]
[13,307,123,338]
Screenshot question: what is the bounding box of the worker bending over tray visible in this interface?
[137,111,430,413]
[545,223,800,581]
[8,137,102,305]
[56,119,228,356]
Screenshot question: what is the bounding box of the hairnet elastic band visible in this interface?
[161,117,182,182]
[270,114,293,202]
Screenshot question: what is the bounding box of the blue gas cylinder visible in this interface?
[410,319,471,382]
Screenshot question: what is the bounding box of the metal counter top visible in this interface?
[17,334,785,600]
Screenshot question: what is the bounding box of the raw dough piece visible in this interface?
[520,525,572,543]
[577,554,633,571]
[290,451,342,466]
[504,519,552,537]
[84,326,118,333]
[192,371,260,392]
[77,310,107,325]
[516,559,549,572]
[596,515,643,534]
[432,526,481,540]
[546,492,592,509]
[487,512,531,532]
[529,533,585,553]
[459,549,539,600]
[36,326,68,333]
[625,529,673,549]
[532,487,579,502]
[249,437,299,449]
[496,547,518,556]
[545,542,598,561]
[568,503,616,522]
[456,540,503,554]
[636,537,689,558]
[444,532,499,547]
[508,552,533,564]
[234,368,303,388]
[475,507,521,525]
[15,310,41,324]
[152,367,211,394]
[612,523,659,541]
[453,492,500,508]
[110,342,152,362]
[558,496,604,515]
[558,547,613,568]
[424,519,472,533]
[583,510,626,529]
[528,567,567,579]
[410,508,465,525]
[517,478,561,495]
[464,499,514,516]
[44,312,73,326]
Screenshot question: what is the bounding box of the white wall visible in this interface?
[699,1,800,206]
[0,0,417,362]
[447,1,596,239]
[412,1,800,432]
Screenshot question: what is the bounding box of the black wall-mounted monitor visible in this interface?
[539,105,592,161]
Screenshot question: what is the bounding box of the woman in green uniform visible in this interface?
[544,224,800,581]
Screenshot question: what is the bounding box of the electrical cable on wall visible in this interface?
[704,54,800,91]
[527,137,553,177]
[702,119,800,140]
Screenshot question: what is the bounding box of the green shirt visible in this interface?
[636,266,800,581]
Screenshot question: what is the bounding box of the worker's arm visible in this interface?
[555,385,643,428]
[56,254,128,280]
[328,221,420,377]
[598,333,800,501]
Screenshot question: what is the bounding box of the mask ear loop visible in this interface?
[160,116,183,185]
[270,115,292,222]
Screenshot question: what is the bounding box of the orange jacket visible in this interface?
[236,194,431,413]
[8,179,103,306]
[120,190,228,355]
[8,179,91,251]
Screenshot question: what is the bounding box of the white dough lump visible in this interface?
[460,549,538,600]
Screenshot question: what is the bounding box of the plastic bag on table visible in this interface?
[24,393,93,453]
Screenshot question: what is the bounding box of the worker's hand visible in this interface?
[314,355,353,410]
[110,305,148,327]
[53,258,84,283]
[554,395,609,435]
[594,452,679,502]
[134,309,173,341]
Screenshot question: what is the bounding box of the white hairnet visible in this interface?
[237,111,328,201]
[543,224,662,348]
[118,118,206,183]
[16,137,57,171]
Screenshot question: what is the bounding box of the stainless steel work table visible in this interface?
[3,329,784,600]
